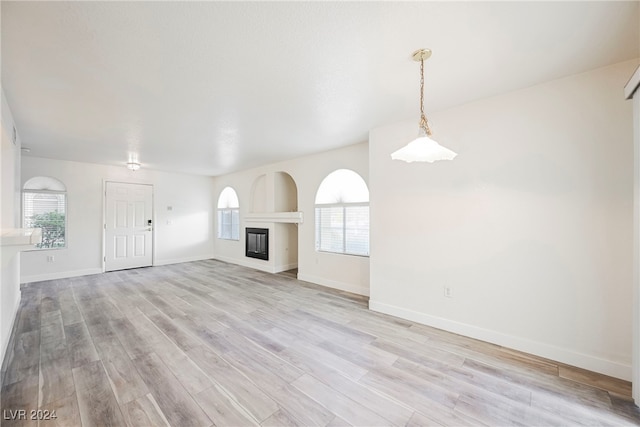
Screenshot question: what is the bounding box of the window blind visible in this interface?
[23,190,66,249]
[218,208,239,240]
[315,205,369,256]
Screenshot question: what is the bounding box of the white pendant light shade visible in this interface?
[391,135,457,163]
[392,48,457,163]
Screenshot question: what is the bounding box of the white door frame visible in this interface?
[625,66,640,404]
[102,180,155,272]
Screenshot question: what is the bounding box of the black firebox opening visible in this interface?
[246,228,269,261]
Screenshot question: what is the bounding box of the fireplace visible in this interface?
[246,228,269,260]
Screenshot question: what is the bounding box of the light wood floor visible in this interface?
[1,260,639,426]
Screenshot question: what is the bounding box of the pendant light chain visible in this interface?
[419,58,432,136]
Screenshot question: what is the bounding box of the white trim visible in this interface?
[624,65,640,100]
[275,262,298,273]
[369,300,631,381]
[632,84,640,403]
[154,254,215,267]
[298,273,369,296]
[1,291,21,376]
[21,268,103,284]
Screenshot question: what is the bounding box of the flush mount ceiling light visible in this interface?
[126,162,141,171]
[391,49,457,163]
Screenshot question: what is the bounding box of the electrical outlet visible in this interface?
[444,285,452,298]
[47,255,55,263]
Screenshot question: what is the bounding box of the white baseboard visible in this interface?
[21,268,103,284]
[1,291,21,375]
[298,273,369,297]
[154,254,215,267]
[275,263,298,273]
[369,300,631,381]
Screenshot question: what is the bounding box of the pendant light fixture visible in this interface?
[391,49,457,163]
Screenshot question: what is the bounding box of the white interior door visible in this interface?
[104,182,153,272]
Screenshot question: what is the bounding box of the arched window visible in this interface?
[23,176,67,249]
[217,186,240,240]
[315,169,369,256]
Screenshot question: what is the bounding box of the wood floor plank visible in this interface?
[264,383,337,427]
[358,366,464,424]
[39,314,75,407]
[326,414,353,427]
[405,411,445,427]
[158,346,214,396]
[93,335,150,405]
[225,345,303,384]
[279,338,369,382]
[186,345,278,423]
[216,347,337,426]
[215,322,286,354]
[559,364,633,397]
[16,300,41,335]
[440,360,533,405]
[108,317,156,360]
[57,288,84,326]
[41,393,82,427]
[40,291,60,314]
[2,260,638,427]
[249,309,326,346]
[194,385,261,427]
[462,358,613,410]
[454,391,565,427]
[122,393,171,427]
[145,312,202,352]
[393,357,533,407]
[260,409,299,427]
[3,330,40,386]
[64,322,100,368]
[40,310,63,328]
[132,352,212,427]
[0,374,39,427]
[141,291,187,319]
[39,353,75,407]
[371,337,466,371]
[291,373,393,426]
[72,360,126,427]
[319,339,399,370]
[303,366,415,426]
[530,390,639,426]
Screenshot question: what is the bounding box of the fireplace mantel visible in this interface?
[244,212,303,224]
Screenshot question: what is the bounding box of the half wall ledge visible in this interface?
[0,228,42,247]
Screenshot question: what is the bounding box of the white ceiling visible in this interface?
[2,1,638,176]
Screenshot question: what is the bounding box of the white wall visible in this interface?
[21,157,215,283]
[214,143,370,296]
[370,60,638,380]
[0,90,23,367]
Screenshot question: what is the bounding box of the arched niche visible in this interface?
[274,171,298,212]
[250,174,267,213]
